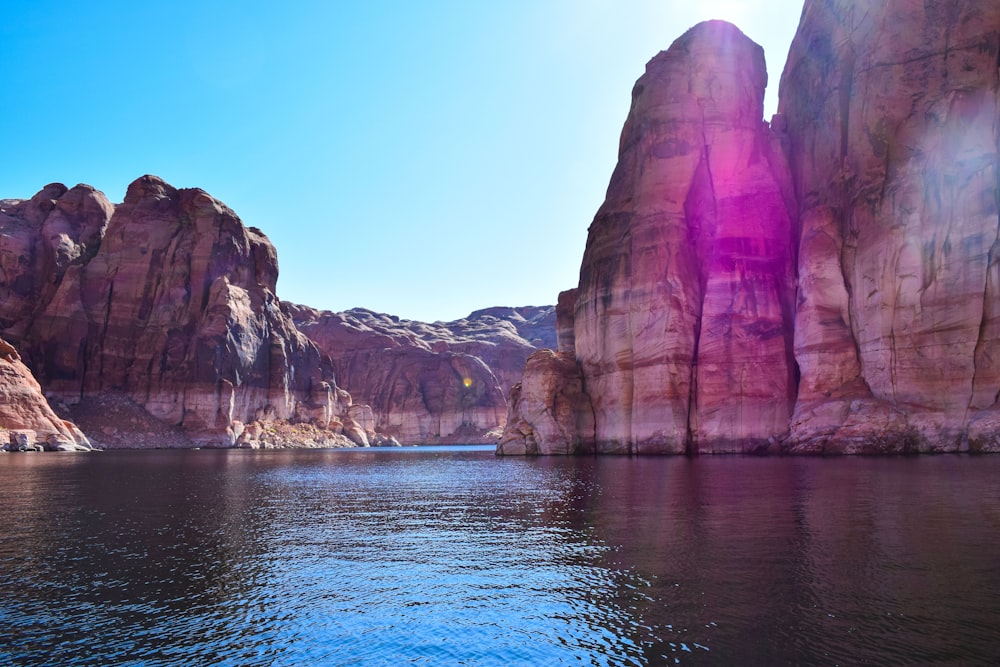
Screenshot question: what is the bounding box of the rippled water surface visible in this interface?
[1,447,999,665]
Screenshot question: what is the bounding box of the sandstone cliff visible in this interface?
[0,176,366,448]
[780,0,1000,453]
[501,2,1000,455]
[0,337,92,451]
[288,304,555,443]
[503,21,797,455]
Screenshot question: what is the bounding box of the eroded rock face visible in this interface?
[780,0,1000,453]
[287,305,555,443]
[504,5,1000,456]
[571,20,797,454]
[497,350,595,455]
[0,176,356,448]
[0,183,113,336]
[0,337,91,451]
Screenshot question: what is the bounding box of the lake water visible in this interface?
[1,447,998,666]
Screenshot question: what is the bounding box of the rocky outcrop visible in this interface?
[501,2,1000,455]
[0,183,112,336]
[0,337,92,451]
[562,20,797,454]
[780,0,1000,453]
[287,304,555,443]
[497,349,595,455]
[0,176,363,448]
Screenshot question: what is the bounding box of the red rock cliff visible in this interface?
[0,176,359,448]
[502,2,1000,455]
[288,304,555,444]
[0,337,91,451]
[781,0,1000,453]
[530,21,797,455]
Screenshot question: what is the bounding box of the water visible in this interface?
[1,447,998,666]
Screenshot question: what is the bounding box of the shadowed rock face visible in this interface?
[572,20,797,454]
[0,176,355,447]
[287,304,555,444]
[497,349,595,455]
[780,0,1000,453]
[503,3,1000,455]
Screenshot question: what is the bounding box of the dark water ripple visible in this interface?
[1,449,999,665]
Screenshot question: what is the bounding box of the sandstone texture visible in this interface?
[570,20,796,454]
[0,337,92,451]
[502,2,1000,455]
[0,176,368,448]
[288,304,555,443]
[780,0,1000,453]
[497,349,595,455]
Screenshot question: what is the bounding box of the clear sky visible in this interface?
[2,0,803,323]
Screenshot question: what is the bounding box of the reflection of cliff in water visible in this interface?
[537,455,1000,664]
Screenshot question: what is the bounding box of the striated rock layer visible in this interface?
[519,20,797,455]
[502,2,1000,455]
[780,0,1000,453]
[0,176,366,448]
[288,304,555,443]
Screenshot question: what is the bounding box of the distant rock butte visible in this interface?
[501,3,1000,455]
[287,304,555,444]
[0,176,375,448]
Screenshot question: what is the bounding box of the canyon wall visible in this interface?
[0,176,365,448]
[289,305,555,443]
[503,20,797,455]
[781,0,1000,452]
[501,1,1000,455]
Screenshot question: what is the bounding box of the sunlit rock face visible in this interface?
[0,337,91,451]
[502,5,1000,456]
[0,176,352,447]
[572,20,797,454]
[287,305,555,443]
[781,0,1000,452]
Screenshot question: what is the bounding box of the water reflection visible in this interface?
[0,451,998,665]
[538,455,1000,664]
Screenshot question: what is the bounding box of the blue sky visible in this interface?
[2,0,803,322]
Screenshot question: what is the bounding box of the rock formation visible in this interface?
[501,2,1000,455]
[496,349,595,455]
[0,337,92,451]
[504,21,797,455]
[0,176,367,448]
[780,0,1000,453]
[288,304,555,443]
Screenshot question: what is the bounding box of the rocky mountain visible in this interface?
[287,304,555,443]
[0,176,373,448]
[501,1,1000,455]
